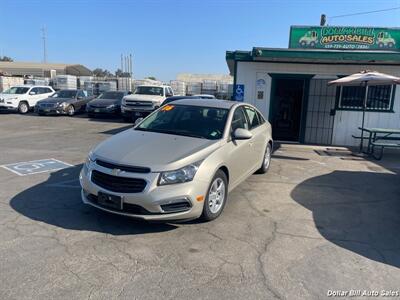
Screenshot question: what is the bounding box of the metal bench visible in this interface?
[371,140,400,160]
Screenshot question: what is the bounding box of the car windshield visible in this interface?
[135,86,163,96]
[3,87,29,94]
[51,90,77,98]
[98,92,124,100]
[136,104,228,140]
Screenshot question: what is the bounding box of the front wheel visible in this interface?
[256,143,272,174]
[201,170,228,221]
[66,105,75,116]
[18,101,29,114]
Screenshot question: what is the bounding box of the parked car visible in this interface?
[162,94,216,106]
[0,85,55,114]
[80,99,272,221]
[121,85,174,122]
[86,91,128,117]
[192,94,216,99]
[35,89,94,116]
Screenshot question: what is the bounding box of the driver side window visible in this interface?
[231,107,249,132]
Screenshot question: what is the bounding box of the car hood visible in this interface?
[93,129,222,172]
[40,97,75,103]
[89,99,120,106]
[124,94,164,102]
[0,94,23,100]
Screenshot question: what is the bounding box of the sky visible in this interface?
[1,0,399,81]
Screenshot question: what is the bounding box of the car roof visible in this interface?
[170,98,238,109]
[12,85,51,88]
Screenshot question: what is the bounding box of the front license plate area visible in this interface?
[98,192,122,210]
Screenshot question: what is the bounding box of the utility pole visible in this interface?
[41,26,47,63]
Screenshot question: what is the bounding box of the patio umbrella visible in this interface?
[328,71,400,153]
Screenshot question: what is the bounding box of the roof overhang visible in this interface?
[226,47,400,74]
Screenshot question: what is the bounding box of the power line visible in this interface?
[329,6,400,19]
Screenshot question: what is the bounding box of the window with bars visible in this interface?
[337,85,395,111]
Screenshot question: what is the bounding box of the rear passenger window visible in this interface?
[231,107,249,132]
[244,107,260,129]
[257,111,265,124]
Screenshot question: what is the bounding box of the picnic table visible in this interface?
[357,127,400,160]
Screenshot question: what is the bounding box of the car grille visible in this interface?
[91,170,147,193]
[96,159,151,173]
[124,100,154,108]
[40,103,56,108]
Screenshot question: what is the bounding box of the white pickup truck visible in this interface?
[121,85,174,122]
[0,85,55,114]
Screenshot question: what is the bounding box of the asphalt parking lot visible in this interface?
[1,113,400,300]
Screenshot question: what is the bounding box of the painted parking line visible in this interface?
[1,158,73,176]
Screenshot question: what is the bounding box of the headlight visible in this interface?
[107,104,116,109]
[158,161,202,186]
[84,151,95,169]
[58,102,68,108]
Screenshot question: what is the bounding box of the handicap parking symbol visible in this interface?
[234,84,245,102]
[1,159,72,176]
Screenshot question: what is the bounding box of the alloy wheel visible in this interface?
[208,178,225,214]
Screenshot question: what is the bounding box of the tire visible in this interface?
[378,42,384,48]
[88,113,94,118]
[201,170,228,221]
[388,42,394,48]
[18,101,29,114]
[66,105,75,116]
[256,142,272,174]
[300,41,306,47]
[310,41,316,47]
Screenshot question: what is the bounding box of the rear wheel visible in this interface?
[66,105,75,116]
[256,142,272,174]
[201,170,228,221]
[18,101,29,114]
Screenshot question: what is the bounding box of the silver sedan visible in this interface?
[80,99,273,221]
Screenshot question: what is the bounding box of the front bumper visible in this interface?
[121,105,156,119]
[79,162,208,221]
[0,104,17,112]
[35,106,67,115]
[87,106,120,115]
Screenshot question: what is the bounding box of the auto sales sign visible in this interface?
[289,26,400,51]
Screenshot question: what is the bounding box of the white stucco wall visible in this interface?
[235,61,400,146]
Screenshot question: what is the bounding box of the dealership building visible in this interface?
[226,26,400,146]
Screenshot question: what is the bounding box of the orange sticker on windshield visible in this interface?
[161,105,175,111]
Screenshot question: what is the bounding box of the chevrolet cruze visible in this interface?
[80,99,272,221]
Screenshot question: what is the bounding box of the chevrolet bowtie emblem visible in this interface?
[112,168,121,176]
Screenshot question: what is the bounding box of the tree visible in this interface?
[0,56,13,62]
[146,76,157,81]
[115,69,130,77]
[92,68,113,77]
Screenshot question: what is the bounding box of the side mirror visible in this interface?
[134,117,144,126]
[29,91,36,95]
[232,128,253,140]
[77,96,83,100]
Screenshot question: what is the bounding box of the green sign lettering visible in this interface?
[289,26,400,51]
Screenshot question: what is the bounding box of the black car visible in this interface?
[86,91,128,117]
[36,89,94,116]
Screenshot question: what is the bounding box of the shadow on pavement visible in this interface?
[10,164,177,235]
[291,169,400,268]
